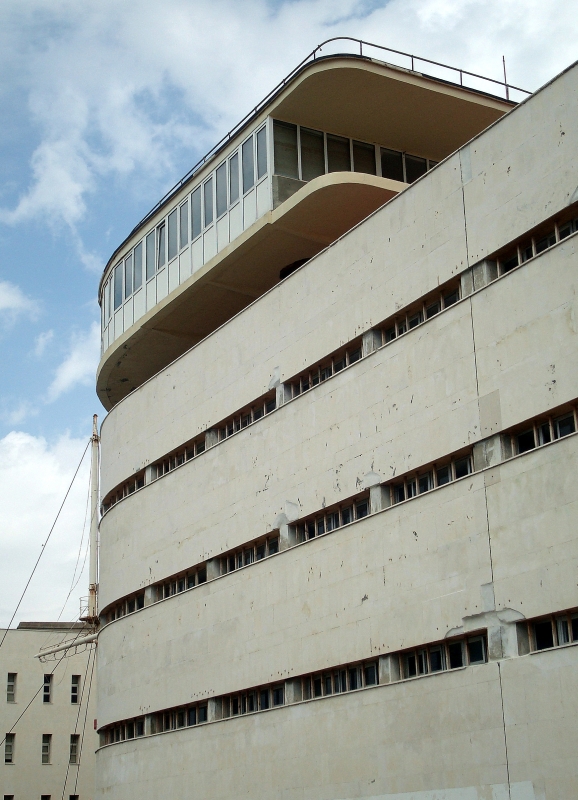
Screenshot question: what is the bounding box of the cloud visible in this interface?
[1,0,576,253]
[46,321,100,402]
[34,329,54,358]
[0,280,38,324]
[2,400,39,426]
[0,430,91,627]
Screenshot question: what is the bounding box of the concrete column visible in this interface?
[144,586,157,607]
[205,429,219,448]
[279,523,297,551]
[284,678,302,704]
[472,433,507,471]
[206,558,221,580]
[276,383,292,407]
[460,259,498,297]
[378,654,400,684]
[370,485,390,514]
[208,698,223,721]
[362,329,382,357]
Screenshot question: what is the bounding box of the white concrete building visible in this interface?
[95,42,578,800]
[1,622,97,800]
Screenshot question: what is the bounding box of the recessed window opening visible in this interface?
[300,127,325,181]
[4,733,15,764]
[221,534,280,575]
[381,147,404,182]
[6,673,16,703]
[381,281,461,346]
[146,231,155,280]
[273,121,299,180]
[69,734,79,764]
[124,253,133,299]
[242,136,255,194]
[256,126,268,180]
[229,152,240,205]
[293,495,369,543]
[390,453,472,504]
[404,154,427,183]
[203,177,214,227]
[217,393,276,441]
[327,134,351,172]
[43,675,52,704]
[401,634,486,679]
[527,609,578,652]
[156,223,166,269]
[113,263,123,310]
[41,733,52,764]
[216,162,227,219]
[179,200,189,250]
[134,241,143,290]
[290,342,362,399]
[510,407,577,456]
[496,212,578,277]
[71,675,80,704]
[168,209,178,261]
[191,186,202,239]
[353,140,376,175]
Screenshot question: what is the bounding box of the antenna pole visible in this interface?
[502,55,509,101]
[88,415,100,622]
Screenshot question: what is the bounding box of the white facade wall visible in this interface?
[96,63,578,799]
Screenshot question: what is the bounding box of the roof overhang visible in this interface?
[97,172,403,409]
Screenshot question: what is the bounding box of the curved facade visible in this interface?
[96,52,578,800]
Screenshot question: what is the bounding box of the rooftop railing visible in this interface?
[116,38,531,267]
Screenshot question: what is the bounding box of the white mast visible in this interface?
[87,414,100,622]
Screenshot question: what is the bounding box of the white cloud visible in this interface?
[0,430,91,627]
[2,400,38,426]
[47,321,100,402]
[34,329,54,358]
[0,0,576,252]
[0,280,38,323]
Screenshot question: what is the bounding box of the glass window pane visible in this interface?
[113,263,123,309]
[353,141,376,175]
[133,242,143,290]
[191,187,202,239]
[448,642,463,668]
[405,154,427,183]
[436,465,451,485]
[157,223,166,268]
[179,201,189,249]
[203,178,214,227]
[229,153,239,204]
[216,163,227,218]
[168,210,177,261]
[381,148,404,182]
[146,231,155,279]
[534,620,554,650]
[300,127,325,181]
[454,457,471,479]
[555,414,575,438]
[516,429,535,453]
[124,254,133,298]
[327,134,350,172]
[467,637,485,664]
[273,120,298,179]
[256,126,267,179]
[242,137,255,193]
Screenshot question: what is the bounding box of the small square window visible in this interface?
[384,327,396,343]
[408,312,423,329]
[436,465,451,486]
[443,290,459,308]
[418,473,432,494]
[256,543,266,560]
[313,676,322,697]
[341,506,353,525]
[516,429,535,454]
[467,637,486,664]
[426,302,440,319]
[364,664,377,686]
[520,243,533,262]
[501,253,519,273]
[406,480,417,499]
[355,500,369,519]
[448,641,464,669]
[187,707,197,726]
[272,686,284,706]
[198,705,208,723]
[404,653,417,678]
[429,646,445,672]
[392,484,405,503]
[558,222,573,239]
[268,537,279,555]
[348,348,362,364]
[534,620,554,650]
[554,414,575,439]
[71,675,80,704]
[454,457,471,479]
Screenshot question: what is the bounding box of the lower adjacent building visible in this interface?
[95,44,578,800]
[0,623,97,800]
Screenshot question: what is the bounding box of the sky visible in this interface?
[0,0,577,629]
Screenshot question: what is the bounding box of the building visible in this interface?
[95,41,578,800]
[1,622,97,800]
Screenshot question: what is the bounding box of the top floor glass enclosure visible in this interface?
[100,115,441,356]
